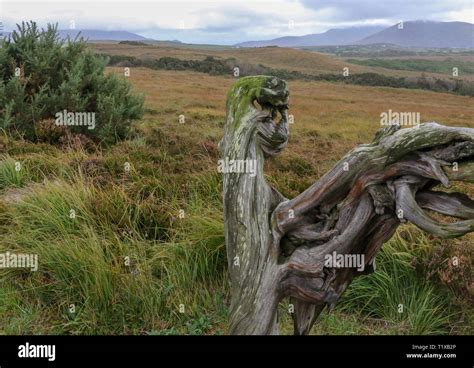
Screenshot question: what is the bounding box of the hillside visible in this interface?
[236,26,384,47]
[91,43,365,75]
[91,42,474,82]
[359,21,474,48]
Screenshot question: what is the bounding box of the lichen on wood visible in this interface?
[220,75,474,335]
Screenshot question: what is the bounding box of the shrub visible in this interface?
[0,21,144,144]
[118,41,149,46]
[35,119,67,144]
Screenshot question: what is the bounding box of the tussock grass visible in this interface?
[0,155,28,189]
[0,166,228,334]
[339,229,456,335]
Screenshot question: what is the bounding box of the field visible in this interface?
[92,42,474,82]
[0,43,473,335]
[346,58,474,75]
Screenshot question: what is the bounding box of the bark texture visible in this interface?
[220,76,474,335]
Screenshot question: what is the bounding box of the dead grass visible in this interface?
[109,65,474,176]
[93,42,474,80]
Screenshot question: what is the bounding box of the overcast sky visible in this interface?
[1,0,473,44]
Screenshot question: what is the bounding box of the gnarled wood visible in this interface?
[220,76,474,335]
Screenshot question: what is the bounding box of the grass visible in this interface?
[338,231,455,335]
[303,44,474,59]
[91,42,357,75]
[91,42,474,82]
[103,52,474,96]
[0,154,28,189]
[346,58,474,75]
[0,63,472,335]
[0,173,227,334]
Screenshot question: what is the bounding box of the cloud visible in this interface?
[299,0,474,23]
[1,0,472,44]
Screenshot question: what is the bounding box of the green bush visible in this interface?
[0,21,144,144]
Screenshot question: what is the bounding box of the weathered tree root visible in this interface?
[220,76,474,335]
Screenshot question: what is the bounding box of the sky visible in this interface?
[1,0,473,44]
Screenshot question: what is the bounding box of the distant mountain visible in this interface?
[1,29,148,41]
[358,21,474,48]
[235,26,385,47]
[58,30,148,41]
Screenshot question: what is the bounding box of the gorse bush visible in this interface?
[0,21,144,143]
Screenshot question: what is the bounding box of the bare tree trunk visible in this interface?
[220,76,474,335]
